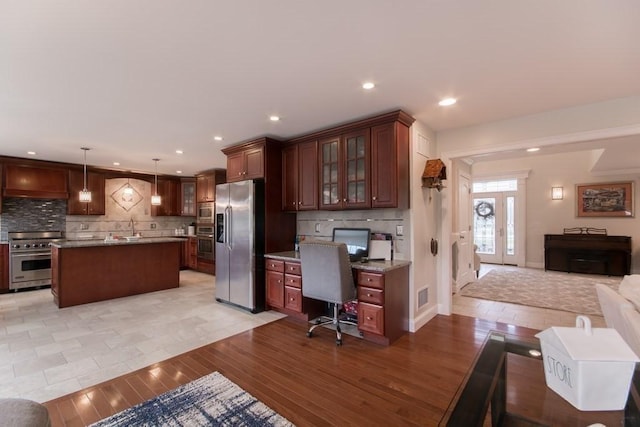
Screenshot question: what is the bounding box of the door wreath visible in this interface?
[475,201,494,219]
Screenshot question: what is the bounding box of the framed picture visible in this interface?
[576,181,634,217]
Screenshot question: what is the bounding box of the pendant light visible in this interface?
[151,158,161,206]
[79,147,92,203]
[124,178,134,196]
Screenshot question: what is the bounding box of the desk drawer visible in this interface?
[284,286,302,312]
[358,271,384,290]
[266,259,284,272]
[284,273,301,289]
[284,261,301,276]
[358,302,384,335]
[358,286,384,305]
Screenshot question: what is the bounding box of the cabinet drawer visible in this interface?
[358,302,384,335]
[284,273,301,289]
[284,286,302,312]
[358,271,384,290]
[284,261,301,275]
[266,259,285,272]
[358,286,384,305]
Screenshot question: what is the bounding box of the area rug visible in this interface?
[459,268,622,316]
[90,371,294,427]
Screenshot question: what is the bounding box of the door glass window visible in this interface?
[473,198,496,255]
[506,196,515,255]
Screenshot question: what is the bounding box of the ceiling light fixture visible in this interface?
[176,170,182,174]
[269,115,280,122]
[175,150,183,154]
[362,82,375,90]
[79,147,92,203]
[113,162,120,166]
[214,136,223,141]
[27,151,36,155]
[527,147,540,152]
[151,158,161,206]
[438,98,457,107]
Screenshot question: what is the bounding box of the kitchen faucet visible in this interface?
[129,217,135,236]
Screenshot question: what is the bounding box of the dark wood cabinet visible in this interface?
[196,170,226,203]
[318,128,370,210]
[0,244,8,293]
[67,169,106,215]
[282,141,318,211]
[3,164,68,199]
[180,237,197,269]
[371,121,410,209]
[544,234,631,276]
[225,145,264,182]
[288,110,414,211]
[179,179,196,216]
[151,179,179,216]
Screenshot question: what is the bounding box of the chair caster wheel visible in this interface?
[307,331,313,338]
[336,339,342,346]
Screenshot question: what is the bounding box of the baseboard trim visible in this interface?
[411,304,439,332]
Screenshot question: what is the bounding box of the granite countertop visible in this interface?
[265,251,411,273]
[52,237,185,249]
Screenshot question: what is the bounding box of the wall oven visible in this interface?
[197,202,214,223]
[196,225,214,260]
[8,231,63,290]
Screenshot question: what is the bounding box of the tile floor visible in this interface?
[0,265,607,404]
[452,264,607,330]
[0,270,285,403]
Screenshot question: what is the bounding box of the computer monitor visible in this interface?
[332,228,371,262]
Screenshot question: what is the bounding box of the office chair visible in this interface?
[299,240,358,346]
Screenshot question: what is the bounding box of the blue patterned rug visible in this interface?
[90,371,294,427]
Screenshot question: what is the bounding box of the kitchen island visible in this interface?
[50,237,182,308]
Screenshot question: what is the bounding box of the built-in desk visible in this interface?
[265,251,410,345]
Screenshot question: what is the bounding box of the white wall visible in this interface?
[472,151,640,271]
[409,120,440,330]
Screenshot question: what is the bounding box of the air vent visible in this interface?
[418,287,429,308]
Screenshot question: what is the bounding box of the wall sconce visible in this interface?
[551,186,564,200]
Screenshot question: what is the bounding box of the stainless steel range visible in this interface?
[8,231,64,290]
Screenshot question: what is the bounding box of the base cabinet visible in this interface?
[265,255,409,345]
[0,244,8,293]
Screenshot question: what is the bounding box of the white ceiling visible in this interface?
[1,1,639,176]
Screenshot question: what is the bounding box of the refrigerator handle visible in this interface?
[226,206,232,250]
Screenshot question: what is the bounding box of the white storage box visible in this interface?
[535,315,639,411]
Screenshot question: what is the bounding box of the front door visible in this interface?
[473,192,517,265]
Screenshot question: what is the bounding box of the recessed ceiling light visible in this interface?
[27,151,36,155]
[113,162,120,166]
[269,115,280,122]
[176,150,183,155]
[176,170,182,174]
[362,82,375,90]
[527,147,540,152]
[438,98,457,107]
[213,136,223,141]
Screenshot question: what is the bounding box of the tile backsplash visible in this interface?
[0,198,67,241]
[296,209,410,260]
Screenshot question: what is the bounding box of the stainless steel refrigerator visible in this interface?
[215,180,265,312]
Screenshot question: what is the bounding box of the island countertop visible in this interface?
[265,251,411,273]
[52,236,185,249]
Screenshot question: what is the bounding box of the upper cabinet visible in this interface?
[225,145,264,182]
[282,140,318,211]
[151,178,180,216]
[3,164,68,199]
[67,169,106,215]
[287,110,414,211]
[179,178,196,216]
[196,169,226,202]
[319,128,371,210]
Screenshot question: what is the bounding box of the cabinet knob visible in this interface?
[366,316,373,320]
[277,279,282,284]
[367,278,372,282]
[367,293,373,297]
[372,196,377,201]
[343,198,346,202]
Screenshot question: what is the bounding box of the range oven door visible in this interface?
[10,250,52,289]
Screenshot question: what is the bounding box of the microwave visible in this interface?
[197,202,214,223]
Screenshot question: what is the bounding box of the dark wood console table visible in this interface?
[544,234,631,276]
